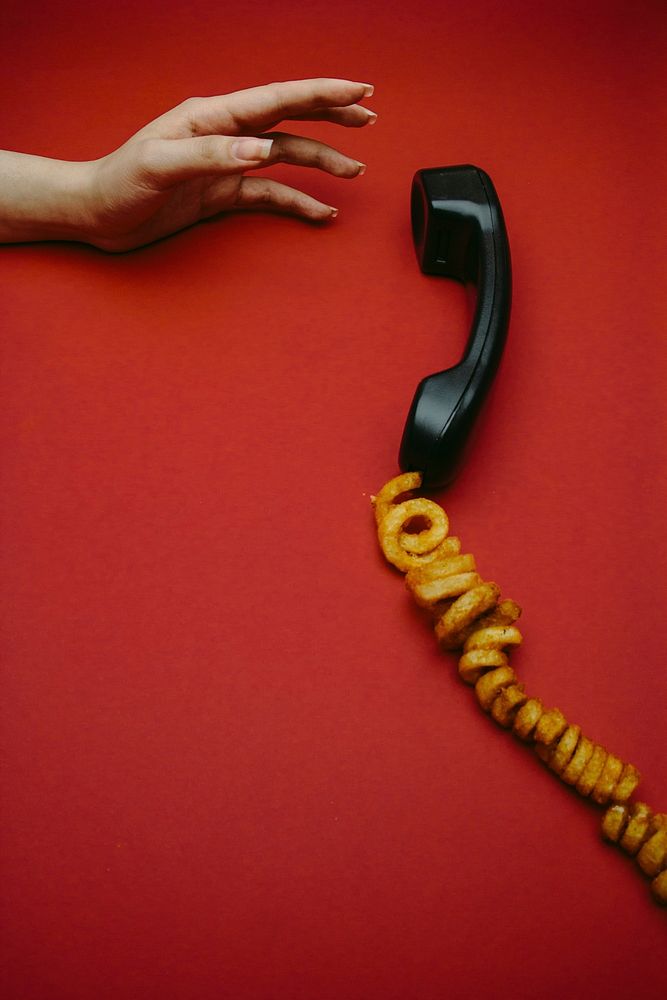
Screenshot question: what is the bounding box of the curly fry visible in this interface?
[601,804,667,904]
[372,475,654,903]
[371,471,423,525]
[377,498,452,573]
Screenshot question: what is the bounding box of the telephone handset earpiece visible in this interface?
[399,165,512,488]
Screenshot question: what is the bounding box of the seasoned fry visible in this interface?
[491,684,527,728]
[620,802,652,855]
[408,556,480,608]
[459,648,508,686]
[513,699,545,742]
[601,804,667,904]
[462,600,522,639]
[548,725,581,776]
[562,737,594,786]
[601,804,628,843]
[396,498,449,554]
[592,755,624,806]
[372,474,660,904]
[534,708,568,748]
[612,764,641,804]
[636,830,667,878]
[372,471,423,525]
[576,744,608,797]
[378,498,450,572]
[435,583,501,649]
[475,666,516,712]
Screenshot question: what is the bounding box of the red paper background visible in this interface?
[1,1,666,997]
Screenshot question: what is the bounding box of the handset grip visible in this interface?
[399,165,511,488]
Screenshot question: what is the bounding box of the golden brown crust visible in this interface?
[455,600,522,648]
[576,744,608,797]
[591,754,624,806]
[458,648,508,686]
[548,725,581,775]
[378,499,450,572]
[464,625,523,653]
[636,830,667,877]
[372,472,422,524]
[434,583,501,650]
[397,499,449,554]
[475,666,516,712]
[600,804,667,904]
[562,736,594,786]
[491,600,522,626]
[406,553,475,588]
[491,684,527,728]
[619,802,652,855]
[611,764,641,804]
[601,804,629,843]
[513,698,544,741]
[410,569,482,608]
[534,708,568,747]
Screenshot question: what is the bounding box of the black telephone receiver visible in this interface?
[399,165,512,488]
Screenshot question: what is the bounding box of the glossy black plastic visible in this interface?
[399,165,511,488]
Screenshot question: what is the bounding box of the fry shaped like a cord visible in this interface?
[373,473,654,902]
[601,804,667,905]
[372,472,423,525]
[377,498,452,573]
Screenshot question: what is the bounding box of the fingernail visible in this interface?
[329,207,339,218]
[365,111,378,125]
[231,137,274,161]
[356,162,367,175]
[361,84,374,97]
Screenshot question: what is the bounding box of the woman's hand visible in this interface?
[0,78,376,252]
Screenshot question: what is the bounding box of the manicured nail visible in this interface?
[356,162,367,175]
[231,137,274,161]
[329,207,339,218]
[365,110,378,124]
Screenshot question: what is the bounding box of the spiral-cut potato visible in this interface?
[374,475,639,805]
[601,804,667,904]
[373,474,656,903]
[372,471,424,525]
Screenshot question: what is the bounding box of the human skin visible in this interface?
[0,77,376,252]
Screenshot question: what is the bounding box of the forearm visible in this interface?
[0,150,95,244]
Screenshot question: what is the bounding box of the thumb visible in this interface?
[138,135,274,187]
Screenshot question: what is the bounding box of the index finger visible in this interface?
[184,78,374,137]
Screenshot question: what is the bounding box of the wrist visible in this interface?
[0,151,98,245]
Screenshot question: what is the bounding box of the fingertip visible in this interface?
[308,205,338,223]
[354,82,374,97]
[306,204,338,224]
[333,160,366,179]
